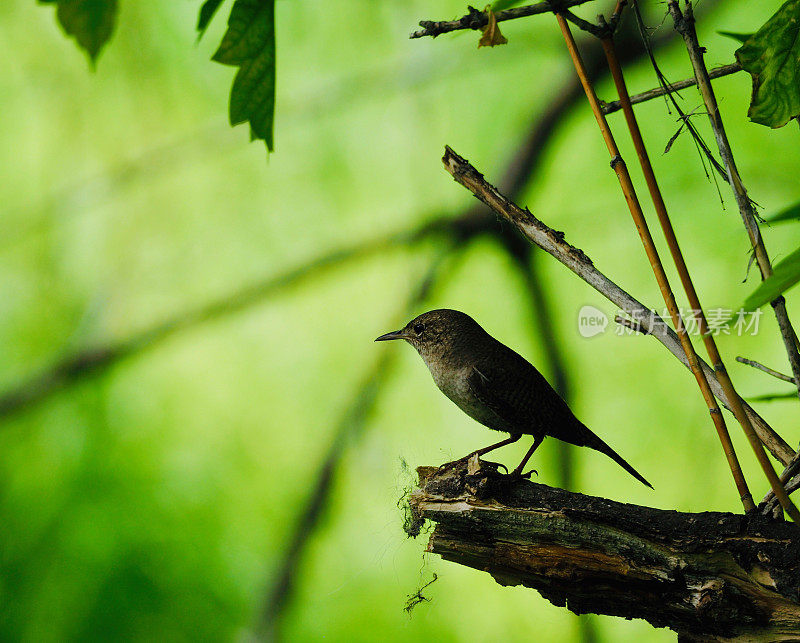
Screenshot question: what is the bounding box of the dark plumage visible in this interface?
[376,308,652,487]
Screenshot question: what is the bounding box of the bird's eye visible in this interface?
[413,323,425,335]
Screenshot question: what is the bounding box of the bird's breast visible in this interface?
[427,361,510,431]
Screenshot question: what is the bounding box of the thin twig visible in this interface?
[607,0,628,32]
[669,1,800,407]
[562,9,604,37]
[631,2,727,184]
[736,357,796,384]
[601,62,742,115]
[410,0,593,39]
[615,315,649,334]
[558,13,755,512]
[441,145,794,465]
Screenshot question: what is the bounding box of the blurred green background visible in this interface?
[1,1,799,641]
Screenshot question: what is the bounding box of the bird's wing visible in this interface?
[468,355,585,439]
[466,365,534,434]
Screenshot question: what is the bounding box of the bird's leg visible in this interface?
[474,433,522,457]
[438,434,521,472]
[509,435,544,478]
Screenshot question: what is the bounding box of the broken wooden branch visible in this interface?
[407,459,800,640]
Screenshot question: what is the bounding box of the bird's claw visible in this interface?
[437,452,508,475]
[506,468,538,480]
[436,455,471,473]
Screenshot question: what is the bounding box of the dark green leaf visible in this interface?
[735,0,800,128]
[212,0,275,150]
[766,200,800,223]
[197,0,225,40]
[743,246,800,310]
[212,0,272,64]
[717,31,754,44]
[230,47,275,145]
[39,0,117,64]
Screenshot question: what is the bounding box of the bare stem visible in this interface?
[601,62,742,115]
[615,315,648,334]
[736,357,796,384]
[557,13,756,513]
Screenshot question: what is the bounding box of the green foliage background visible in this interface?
[1,1,799,640]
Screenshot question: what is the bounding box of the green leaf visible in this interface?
[39,0,117,64]
[212,0,275,150]
[213,0,272,64]
[743,246,800,310]
[766,200,800,223]
[735,0,800,128]
[717,31,754,44]
[197,0,226,40]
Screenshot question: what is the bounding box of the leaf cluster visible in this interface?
[40,0,276,150]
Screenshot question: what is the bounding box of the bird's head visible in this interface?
[375,309,481,363]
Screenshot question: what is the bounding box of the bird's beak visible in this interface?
[375,329,408,342]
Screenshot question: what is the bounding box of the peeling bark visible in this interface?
[407,459,800,640]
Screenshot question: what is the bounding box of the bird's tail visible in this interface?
[583,431,653,489]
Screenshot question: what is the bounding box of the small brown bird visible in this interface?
[376,309,652,487]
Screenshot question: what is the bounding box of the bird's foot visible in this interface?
[506,467,538,481]
[467,454,507,476]
[435,457,467,474]
[436,452,508,474]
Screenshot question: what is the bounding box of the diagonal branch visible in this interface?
[441,145,794,466]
